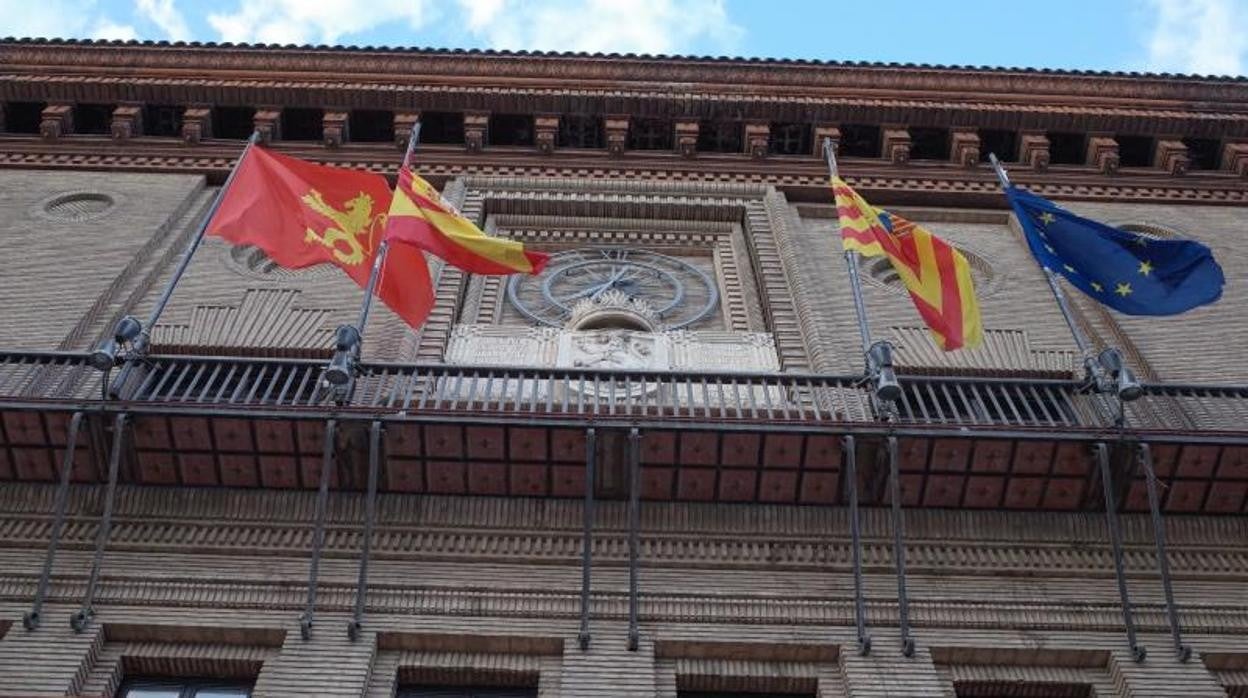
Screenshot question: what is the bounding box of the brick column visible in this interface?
[1019,130,1051,170]
[881,126,912,165]
[950,128,980,167]
[744,121,769,159]
[675,120,699,157]
[181,106,212,144]
[814,124,841,156]
[559,631,657,696]
[322,110,348,148]
[1107,646,1225,697]
[252,108,281,144]
[0,614,105,696]
[605,115,629,156]
[1086,133,1120,174]
[394,110,420,149]
[464,111,489,152]
[535,114,559,154]
[839,637,946,697]
[252,617,377,698]
[1221,140,1248,177]
[1153,138,1190,176]
[40,103,73,141]
[110,104,143,141]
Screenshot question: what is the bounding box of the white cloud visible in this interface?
[91,18,139,40]
[1143,0,1248,76]
[207,0,433,45]
[453,0,744,55]
[136,0,190,41]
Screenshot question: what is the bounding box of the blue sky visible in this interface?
[3,0,1245,76]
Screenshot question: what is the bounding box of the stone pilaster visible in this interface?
[39,103,73,141]
[605,115,629,156]
[252,108,281,144]
[181,106,211,144]
[464,111,489,152]
[1153,138,1190,176]
[1019,130,1051,171]
[950,128,980,167]
[322,110,348,148]
[535,114,559,154]
[110,103,143,141]
[744,121,769,159]
[675,120,699,157]
[1086,133,1120,174]
[882,126,912,165]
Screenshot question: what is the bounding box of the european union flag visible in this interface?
[1006,187,1224,315]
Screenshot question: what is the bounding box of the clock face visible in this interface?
[506,248,719,329]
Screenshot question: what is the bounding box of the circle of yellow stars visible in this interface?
[1032,209,1155,299]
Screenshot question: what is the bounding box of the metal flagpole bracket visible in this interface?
[71,413,129,632]
[300,418,338,641]
[884,436,915,656]
[25,411,86,631]
[1094,442,1146,662]
[842,435,871,655]
[1138,443,1191,662]
[626,427,641,652]
[348,420,383,641]
[577,428,597,651]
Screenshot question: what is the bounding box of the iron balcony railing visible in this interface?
[1,350,1246,433]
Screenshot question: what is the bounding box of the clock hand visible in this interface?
[591,267,629,300]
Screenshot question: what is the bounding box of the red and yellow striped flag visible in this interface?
[833,176,983,351]
[384,167,549,275]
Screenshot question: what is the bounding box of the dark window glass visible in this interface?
[76,103,114,135]
[697,120,743,153]
[1047,132,1085,165]
[557,114,604,149]
[769,122,810,155]
[349,109,395,143]
[213,107,256,140]
[398,687,537,698]
[1184,137,1220,170]
[679,693,814,698]
[628,117,673,150]
[421,111,464,144]
[910,127,949,161]
[978,129,1018,162]
[954,680,1093,698]
[144,105,185,137]
[1117,135,1154,167]
[839,124,881,158]
[488,113,535,147]
[117,677,253,698]
[281,108,323,141]
[4,101,44,133]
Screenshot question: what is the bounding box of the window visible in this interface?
[422,111,465,144]
[910,127,949,161]
[117,678,252,698]
[398,687,537,698]
[1183,137,1220,170]
[144,105,184,137]
[76,103,115,135]
[4,101,45,133]
[628,117,673,150]
[697,120,743,153]
[978,129,1018,162]
[281,108,323,141]
[488,113,535,147]
[954,681,1092,698]
[1116,135,1154,167]
[212,107,256,140]
[1047,132,1085,165]
[349,109,395,143]
[768,122,810,156]
[679,693,814,698]
[558,114,604,149]
[839,124,881,158]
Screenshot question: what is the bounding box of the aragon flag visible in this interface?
[833,176,983,351]
[384,166,549,275]
[206,147,435,329]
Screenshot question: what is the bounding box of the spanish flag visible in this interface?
[833,176,983,351]
[384,167,549,275]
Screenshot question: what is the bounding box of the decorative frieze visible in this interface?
[744,121,769,159]
[882,126,912,165]
[605,115,629,156]
[464,111,489,152]
[252,108,281,144]
[181,106,212,144]
[1086,133,1119,174]
[39,103,72,141]
[322,110,348,148]
[110,104,143,142]
[534,114,559,154]
[1019,131,1051,171]
[950,128,980,168]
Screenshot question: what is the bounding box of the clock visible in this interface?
[506,248,719,329]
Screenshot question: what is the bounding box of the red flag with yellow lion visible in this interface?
[206,147,434,328]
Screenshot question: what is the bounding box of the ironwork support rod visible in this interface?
[1095,442,1146,662]
[843,435,871,655]
[627,427,641,652]
[348,420,383,641]
[300,418,337,640]
[577,428,596,651]
[25,411,85,631]
[1138,443,1191,662]
[886,436,915,656]
[71,412,128,632]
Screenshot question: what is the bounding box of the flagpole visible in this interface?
[323,122,422,389]
[823,138,874,362]
[92,131,262,391]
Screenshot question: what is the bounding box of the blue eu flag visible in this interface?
[1006,187,1224,315]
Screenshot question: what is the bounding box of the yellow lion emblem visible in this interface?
[301,190,385,266]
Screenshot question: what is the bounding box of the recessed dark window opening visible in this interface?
[397,686,538,698]
[3,101,45,134]
[421,111,464,144]
[678,692,816,698]
[349,109,395,143]
[144,104,184,137]
[488,113,535,147]
[909,127,950,161]
[1117,135,1155,168]
[75,103,114,135]
[628,117,673,150]
[954,680,1093,698]
[1183,137,1221,170]
[769,122,811,156]
[1047,132,1086,165]
[281,107,324,141]
[697,119,743,153]
[558,114,604,149]
[978,129,1018,162]
[839,123,881,158]
[213,106,256,140]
